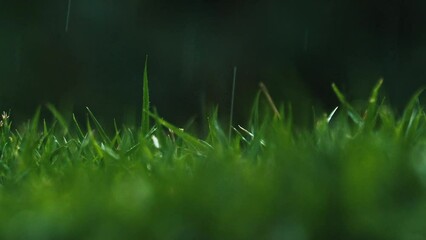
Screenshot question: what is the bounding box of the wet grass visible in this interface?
[0,74,425,239]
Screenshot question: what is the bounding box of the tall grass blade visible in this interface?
[332,83,364,126]
[209,108,228,145]
[147,111,210,151]
[397,88,425,138]
[86,118,103,159]
[46,103,68,134]
[249,91,262,132]
[30,107,41,133]
[86,107,111,145]
[72,113,84,139]
[141,55,150,135]
[112,118,122,146]
[259,82,281,119]
[364,79,383,130]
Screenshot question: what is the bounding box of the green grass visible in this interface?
[0,76,426,240]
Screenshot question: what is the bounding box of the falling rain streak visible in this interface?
[65,0,72,32]
[229,66,237,140]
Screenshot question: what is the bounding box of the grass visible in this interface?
[0,72,426,240]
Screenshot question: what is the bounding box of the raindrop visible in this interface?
[65,0,72,32]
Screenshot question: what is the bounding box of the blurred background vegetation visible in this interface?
[1,0,426,126]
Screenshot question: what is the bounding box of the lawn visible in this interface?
[0,70,425,239]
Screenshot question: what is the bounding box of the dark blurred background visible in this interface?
[1,0,426,127]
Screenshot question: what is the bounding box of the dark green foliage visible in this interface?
[0,80,425,240]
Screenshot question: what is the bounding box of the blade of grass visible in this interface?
[397,88,425,138]
[259,82,281,119]
[406,107,424,139]
[72,113,84,139]
[141,55,150,135]
[364,79,383,130]
[249,91,262,132]
[208,108,228,145]
[39,120,57,148]
[43,119,49,136]
[30,107,41,133]
[46,103,69,134]
[86,118,104,159]
[147,111,211,151]
[331,83,364,126]
[111,118,122,147]
[86,107,111,145]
